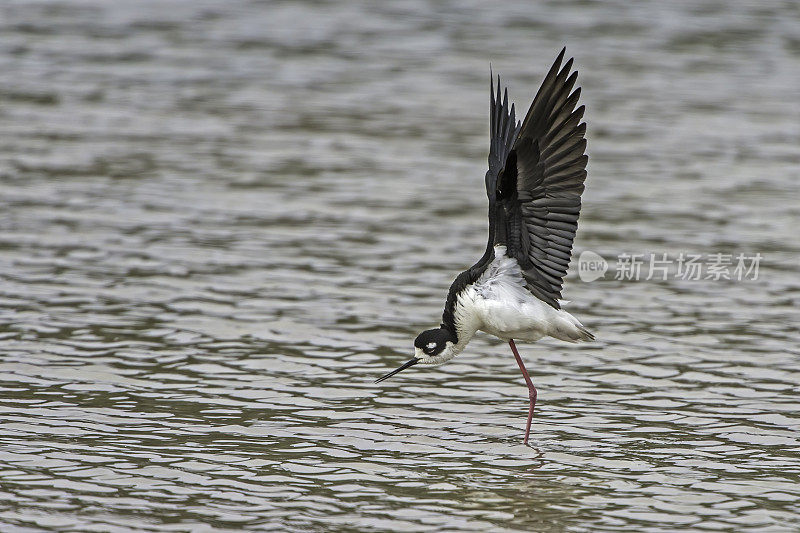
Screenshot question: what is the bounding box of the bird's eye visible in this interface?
[424,342,437,354]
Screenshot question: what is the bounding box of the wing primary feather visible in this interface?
[520,47,566,133]
[541,120,586,161]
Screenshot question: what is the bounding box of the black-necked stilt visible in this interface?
[376,48,593,445]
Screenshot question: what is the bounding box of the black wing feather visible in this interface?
[486,48,589,309]
[440,71,521,334]
[486,70,521,201]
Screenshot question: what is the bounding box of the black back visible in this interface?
[440,68,522,335]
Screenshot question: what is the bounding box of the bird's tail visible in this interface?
[576,323,595,342]
[550,310,595,343]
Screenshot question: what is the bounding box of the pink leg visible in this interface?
[509,339,537,445]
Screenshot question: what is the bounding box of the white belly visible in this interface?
[476,296,551,341]
[453,245,591,344]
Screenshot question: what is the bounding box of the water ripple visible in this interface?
[1,0,799,531]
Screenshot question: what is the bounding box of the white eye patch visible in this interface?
[426,342,436,350]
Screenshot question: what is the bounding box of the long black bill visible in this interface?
[374,358,420,384]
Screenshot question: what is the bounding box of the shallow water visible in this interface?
[1,0,799,531]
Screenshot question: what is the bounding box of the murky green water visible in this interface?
[1,0,799,531]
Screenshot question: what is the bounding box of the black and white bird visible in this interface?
[375,48,593,445]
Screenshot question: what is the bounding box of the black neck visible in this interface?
[441,240,497,339]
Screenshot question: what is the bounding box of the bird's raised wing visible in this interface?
[486,48,588,309]
[486,70,521,204]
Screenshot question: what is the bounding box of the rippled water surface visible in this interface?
[1,0,799,531]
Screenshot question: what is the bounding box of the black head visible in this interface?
[414,327,455,357]
[374,327,457,384]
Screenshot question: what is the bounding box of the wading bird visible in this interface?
[375,49,593,445]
